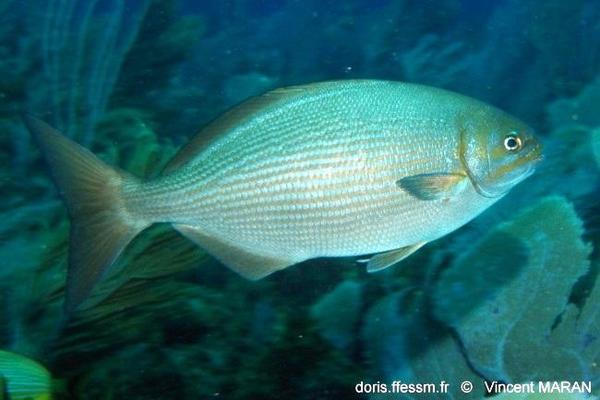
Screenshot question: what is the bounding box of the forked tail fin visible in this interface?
[24,115,149,313]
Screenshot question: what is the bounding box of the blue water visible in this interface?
[1,1,599,399]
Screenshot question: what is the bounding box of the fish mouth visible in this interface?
[521,140,544,179]
[503,139,544,175]
[523,140,544,164]
[466,139,544,199]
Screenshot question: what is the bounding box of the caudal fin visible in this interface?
[24,115,148,313]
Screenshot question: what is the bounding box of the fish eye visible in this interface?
[503,133,522,152]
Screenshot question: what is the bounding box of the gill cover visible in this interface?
[459,110,540,198]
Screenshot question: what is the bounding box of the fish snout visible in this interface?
[528,136,544,164]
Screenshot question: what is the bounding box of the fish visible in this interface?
[0,350,53,400]
[24,80,543,312]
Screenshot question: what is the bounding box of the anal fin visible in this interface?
[174,224,296,280]
[364,242,426,272]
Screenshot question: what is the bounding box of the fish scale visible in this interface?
[128,82,484,257]
[25,79,542,311]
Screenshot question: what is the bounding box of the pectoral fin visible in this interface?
[364,242,426,272]
[397,172,467,200]
[174,224,297,280]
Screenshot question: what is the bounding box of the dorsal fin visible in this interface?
[161,84,319,174]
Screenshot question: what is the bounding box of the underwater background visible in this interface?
[1,0,599,399]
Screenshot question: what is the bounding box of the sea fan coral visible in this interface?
[310,280,362,350]
[435,196,595,384]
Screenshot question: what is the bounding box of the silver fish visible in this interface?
[25,80,543,311]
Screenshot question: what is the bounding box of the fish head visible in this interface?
[459,107,543,198]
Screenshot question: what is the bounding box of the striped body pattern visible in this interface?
[127,81,498,261]
[27,80,541,310]
[0,350,52,400]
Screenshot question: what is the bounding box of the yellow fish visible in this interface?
[25,80,542,312]
[0,350,52,400]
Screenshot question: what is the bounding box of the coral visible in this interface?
[540,75,600,197]
[546,76,600,130]
[525,1,600,95]
[110,0,204,113]
[593,127,600,168]
[40,0,151,144]
[383,335,482,400]
[535,125,599,199]
[362,292,412,381]
[0,5,43,175]
[548,257,600,384]
[363,290,483,400]
[310,280,362,350]
[93,108,178,177]
[434,196,595,384]
[76,344,189,399]
[223,312,361,400]
[397,34,473,89]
